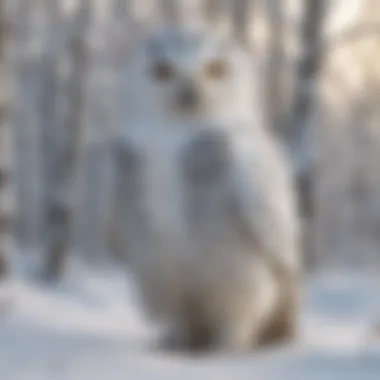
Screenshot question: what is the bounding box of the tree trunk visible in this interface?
[158,0,182,27]
[40,0,91,281]
[287,0,325,198]
[0,0,12,279]
[290,0,325,271]
[265,0,286,135]
[202,0,226,27]
[230,0,252,46]
[265,1,325,271]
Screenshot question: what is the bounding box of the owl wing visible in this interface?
[228,157,300,276]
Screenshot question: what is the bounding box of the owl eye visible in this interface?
[150,61,175,82]
[203,59,228,80]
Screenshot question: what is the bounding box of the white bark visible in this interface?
[10,0,42,247]
[265,0,286,135]
[158,0,182,27]
[230,0,252,45]
[40,0,91,281]
[0,0,12,278]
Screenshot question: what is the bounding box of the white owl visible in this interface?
[113,26,301,352]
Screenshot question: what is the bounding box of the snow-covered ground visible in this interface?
[1,267,380,380]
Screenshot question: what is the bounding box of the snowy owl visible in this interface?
[112,26,301,352]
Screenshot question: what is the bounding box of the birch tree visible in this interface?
[292,0,325,271]
[265,0,286,136]
[40,0,91,281]
[158,0,182,27]
[0,0,12,279]
[230,0,252,46]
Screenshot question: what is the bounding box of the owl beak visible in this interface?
[176,83,199,112]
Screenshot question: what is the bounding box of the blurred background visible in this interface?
[1,1,380,379]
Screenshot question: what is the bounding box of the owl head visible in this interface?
[123,27,259,127]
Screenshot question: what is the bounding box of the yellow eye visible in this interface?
[203,59,228,80]
[150,61,174,82]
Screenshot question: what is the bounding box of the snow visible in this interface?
[1,268,380,380]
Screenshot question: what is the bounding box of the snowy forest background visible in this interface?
[1,0,380,379]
